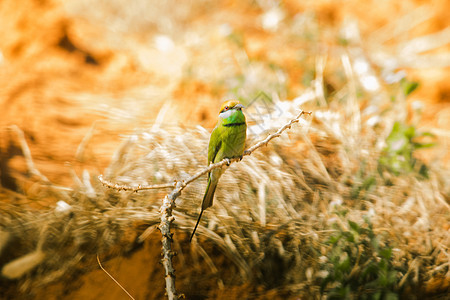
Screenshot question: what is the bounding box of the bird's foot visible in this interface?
[225,158,231,166]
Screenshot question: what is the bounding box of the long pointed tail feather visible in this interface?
[202,176,217,210]
[190,176,218,242]
[190,210,203,242]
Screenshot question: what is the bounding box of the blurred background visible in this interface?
[0,0,449,299]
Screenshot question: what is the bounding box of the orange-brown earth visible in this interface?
[0,0,449,299]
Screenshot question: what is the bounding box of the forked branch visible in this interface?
[98,110,312,300]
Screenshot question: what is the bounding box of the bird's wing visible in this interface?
[208,126,222,165]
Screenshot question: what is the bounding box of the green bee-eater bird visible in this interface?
[190,100,247,241]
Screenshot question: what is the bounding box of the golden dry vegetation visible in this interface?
[0,0,449,299]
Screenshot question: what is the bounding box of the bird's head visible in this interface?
[218,100,245,118]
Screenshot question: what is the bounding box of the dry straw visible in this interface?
[1,84,448,298]
[2,83,448,298]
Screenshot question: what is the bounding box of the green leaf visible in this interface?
[348,220,360,233]
[362,176,376,191]
[401,79,419,96]
[362,261,378,278]
[343,231,355,243]
[420,132,436,137]
[339,257,351,273]
[379,248,392,260]
[419,164,429,178]
[404,125,416,140]
[413,142,435,149]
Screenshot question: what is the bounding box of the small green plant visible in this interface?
[400,78,419,97]
[378,122,435,177]
[320,211,401,299]
[349,161,377,200]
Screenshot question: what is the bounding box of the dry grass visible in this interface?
[1,83,448,297]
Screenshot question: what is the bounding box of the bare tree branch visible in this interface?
[98,110,311,299]
[98,175,175,191]
[158,183,182,300]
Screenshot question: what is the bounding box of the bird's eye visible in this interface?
[225,106,229,110]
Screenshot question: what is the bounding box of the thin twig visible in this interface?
[98,175,176,191]
[244,110,312,156]
[97,255,135,300]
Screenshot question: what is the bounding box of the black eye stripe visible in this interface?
[220,103,242,113]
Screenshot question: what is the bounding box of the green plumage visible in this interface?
[190,101,246,241]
